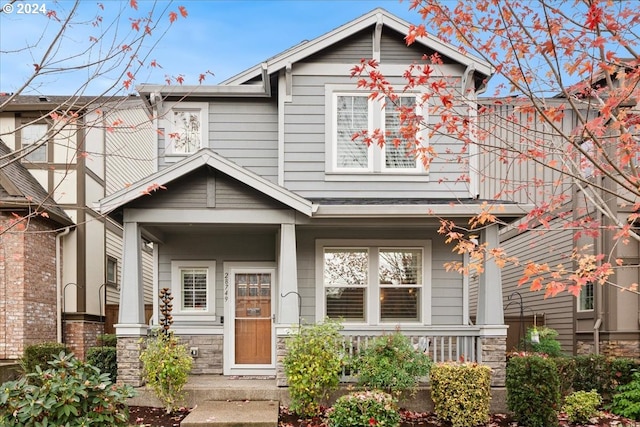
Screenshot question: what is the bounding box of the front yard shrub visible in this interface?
[606,357,640,396]
[283,319,344,417]
[97,333,117,347]
[430,362,492,427]
[573,354,608,394]
[140,330,193,414]
[526,326,563,357]
[551,356,576,398]
[353,332,432,395]
[87,346,117,381]
[327,390,400,427]
[562,390,602,424]
[20,342,67,374]
[610,371,640,421]
[506,354,561,427]
[0,352,134,426]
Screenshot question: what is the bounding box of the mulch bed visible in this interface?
[129,405,639,426]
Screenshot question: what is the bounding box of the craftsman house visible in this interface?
[99,8,531,386]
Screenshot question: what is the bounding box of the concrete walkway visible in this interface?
[181,400,279,427]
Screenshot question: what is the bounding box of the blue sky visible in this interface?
[0,0,423,96]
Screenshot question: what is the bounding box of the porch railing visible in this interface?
[339,327,482,382]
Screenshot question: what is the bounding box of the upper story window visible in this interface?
[165,102,209,156]
[21,123,48,163]
[328,90,427,176]
[578,282,594,311]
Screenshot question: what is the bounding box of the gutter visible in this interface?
[56,226,72,343]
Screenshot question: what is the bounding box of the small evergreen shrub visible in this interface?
[87,346,117,381]
[0,352,134,426]
[140,330,193,413]
[283,320,344,417]
[20,342,67,374]
[327,390,400,427]
[506,353,561,427]
[430,362,492,427]
[526,326,563,357]
[97,333,117,347]
[551,357,576,398]
[606,357,639,396]
[573,354,608,394]
[610,371,640,421]
[353,332,432,395]
[562,390,602,424]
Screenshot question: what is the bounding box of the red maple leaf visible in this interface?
[130,0,138,10]
[169,11,178,23]
[179,6,188,18]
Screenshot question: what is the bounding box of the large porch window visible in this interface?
[319,240,430,324]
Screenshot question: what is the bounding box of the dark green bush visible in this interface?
[610,371,640,421]
[97,333,117,347]
[551,357,576,398]
[283,320,344,417]
[526,326,563,357]
[562,390,602,424]
[87,346,117,381]
[0,352,134,426]
[606,357,639,396]
[573,354,608,394]
[20,342,68,374]
[327,390,400,427]
[506,354,561,427]
[353,332,432,396]
[430,362,492,427]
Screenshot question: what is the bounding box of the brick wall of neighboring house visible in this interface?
[63,320,104,360]
[0,214,58,359]
[577,339,640,359]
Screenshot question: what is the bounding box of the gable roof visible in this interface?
[0,140,74,227]
[98,149,314,216]
[137,8,493,98]
[222,8,493,86]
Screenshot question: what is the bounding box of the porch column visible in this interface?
[476,223,504,325]
[475,223,508,386]
[276,223,298,386]
[115,219,147,386]
[278,223,299,325]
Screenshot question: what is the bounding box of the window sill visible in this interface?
[325,172,430,182]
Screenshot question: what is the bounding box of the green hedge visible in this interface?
[506,354,560,427]
[86,346,117,381]
[21,342,68,374]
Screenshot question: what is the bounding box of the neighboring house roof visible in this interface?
[98,148,315,217]
[137,8,493,98]
[0,140,74,227]
[0,94,142,112]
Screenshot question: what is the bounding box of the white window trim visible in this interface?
[171,260,216,321]
[577,281,594,312]
[315,239,432,326]
[325,85,429,181]
[162,101,209,159]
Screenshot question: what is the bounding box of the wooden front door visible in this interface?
[234,271,272,365]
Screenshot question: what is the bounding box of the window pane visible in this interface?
[385,97,416,169]
[326,287,365,320]
[379,249,422,285]
[106,258,117,284]
[380,287,419,320]
[22,124,47,162]
[324,248,367,321]
[324,248,368,286]
[336,95,368,168]
[579,282,594,311]
[182,268,207,310]
[172,110,201,153]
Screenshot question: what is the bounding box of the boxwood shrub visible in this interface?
[20,342,68,374]
[506,354,560,427]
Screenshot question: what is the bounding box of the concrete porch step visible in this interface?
[180,400,279,427]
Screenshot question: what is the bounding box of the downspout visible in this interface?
[594,196,604,355]
[56,226,72,343]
